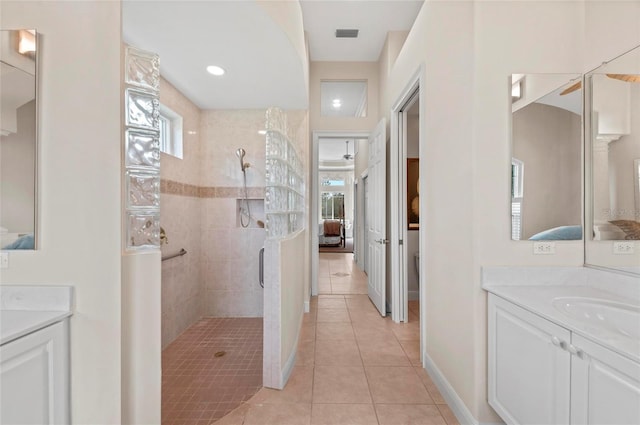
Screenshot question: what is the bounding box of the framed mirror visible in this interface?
[1,29,37,250]
[585,45,640,274]
[510,74,583,241]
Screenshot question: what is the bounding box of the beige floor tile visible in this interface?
[316,322,356,341]
[436,405,459,425]
[212,403,250,425]
[297,340,316,366]
[310,404,378,425]
[299,324,316,342]
[312,366,372,404]
[389,322,421,341]
[243,403,311,425]
[318,298,347,309]
[352,322,397,343]
[414,367,446,404]
[375,404,446,425]
[365,367,433,404]
[349,309,386,324]
[315,338,362,366]
[399,339,421,366]
[358,339,411,366]
[345,297,375,310]
[317,308,351,323]
[250,366,313,404]
[318,279,332,295]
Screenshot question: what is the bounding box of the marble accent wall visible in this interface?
[159,78,203,348]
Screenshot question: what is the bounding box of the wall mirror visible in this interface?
[1,29,37,250]
[510,74,583,241]
[585,45,640,274]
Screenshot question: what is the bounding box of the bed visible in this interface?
[319,220,344,247]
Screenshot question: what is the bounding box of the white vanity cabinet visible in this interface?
[488,293,640,425]
[488,294,571,424]
[0,319,70,425]
[570,334,640,425]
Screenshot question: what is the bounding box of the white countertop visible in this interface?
[1,310,72,345]
[482,267,640,363]
[0,285,73,345]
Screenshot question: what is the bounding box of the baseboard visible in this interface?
[280,306,304,388]
[423,352,479,425]
[304,299,310,313]
[408,290,419,301]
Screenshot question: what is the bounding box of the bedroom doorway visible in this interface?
[311,131,369,296]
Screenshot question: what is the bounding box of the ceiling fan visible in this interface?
[560,74,640,96]
[343,140,354,160]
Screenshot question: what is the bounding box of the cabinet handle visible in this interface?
[567,344,583,357]
[551,336,565,348]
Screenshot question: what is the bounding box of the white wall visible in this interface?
[1,1,124,423]
[385,1,640,423]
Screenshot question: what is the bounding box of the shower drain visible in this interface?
[214,351,226,358]
[332,272,350,277]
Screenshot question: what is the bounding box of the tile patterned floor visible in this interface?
[162,318,263,425]
[164,253,459,425]
[212,254,459,425]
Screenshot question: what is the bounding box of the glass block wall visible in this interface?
[124,46,161,250]
[264,107,305,239]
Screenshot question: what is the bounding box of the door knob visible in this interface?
[376,239,390,244]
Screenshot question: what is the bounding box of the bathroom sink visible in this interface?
[552,297,640,340]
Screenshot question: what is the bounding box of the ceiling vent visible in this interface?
[335,29,359,38]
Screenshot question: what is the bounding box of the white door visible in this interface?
[570,334,640,425]
[367,118,387,316]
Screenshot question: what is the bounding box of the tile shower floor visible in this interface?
[162,318,263,425]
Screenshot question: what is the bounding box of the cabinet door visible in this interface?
[571,334,640,425]
[489,294,572,425]
[0,320,70,425]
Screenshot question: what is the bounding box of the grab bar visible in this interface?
[162,248,187,261]
[259,247,264,288]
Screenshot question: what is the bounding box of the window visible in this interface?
[321,192,344,220]
[159,104,183,159]
[321,178,345,187]
[511,158,524,240]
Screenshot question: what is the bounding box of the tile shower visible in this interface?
[158,77,306,346]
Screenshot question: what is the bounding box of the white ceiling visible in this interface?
[300,0,423,61]
[318,137,364,162]
[122,1,423,110]
[320,80,367,117]
[122,1,307,110]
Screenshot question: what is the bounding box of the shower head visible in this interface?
[236,148,247,171]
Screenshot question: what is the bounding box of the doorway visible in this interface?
[311,132,369,297]
[390,67,424,364]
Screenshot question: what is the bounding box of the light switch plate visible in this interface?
[533,242,556,255]
[0,252,8,268]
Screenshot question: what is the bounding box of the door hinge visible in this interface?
[399,240,403,245]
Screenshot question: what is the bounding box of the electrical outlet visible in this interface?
[533,242,556,255]
[0,252,8,269]
[613,241,635,255]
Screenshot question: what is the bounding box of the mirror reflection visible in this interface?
[1,30,37,250]
[589,63,640,241]
[320,80,367,117]
[511,74,583,241]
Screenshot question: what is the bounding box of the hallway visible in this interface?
[213,254,459,425]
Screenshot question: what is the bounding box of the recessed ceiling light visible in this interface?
[258,130,267,135]
[332,99,342,109]
[206,65,225,76]
[187,130,197,135]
